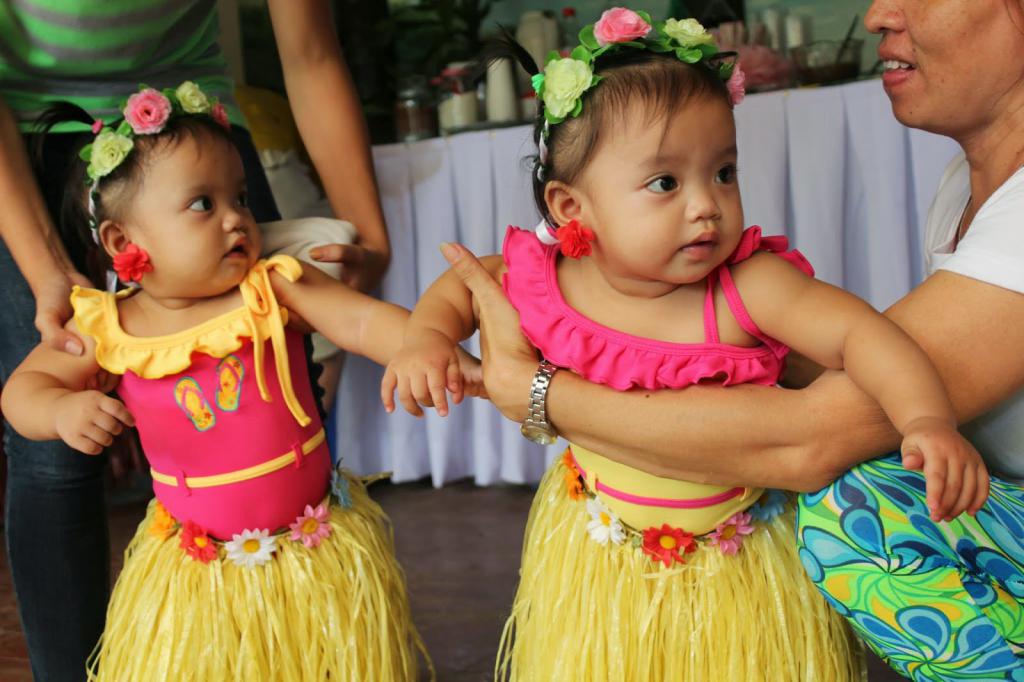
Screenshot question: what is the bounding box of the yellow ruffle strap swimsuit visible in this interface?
[497,227,865,681]
[71,256,431,682]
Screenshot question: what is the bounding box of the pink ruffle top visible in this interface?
[502,226,814,391]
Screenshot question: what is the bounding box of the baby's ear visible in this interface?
[97,219,129,259]
[544,180,586,227]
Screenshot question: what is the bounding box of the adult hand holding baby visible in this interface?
[439,241,537,423]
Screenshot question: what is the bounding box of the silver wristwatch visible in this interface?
[520,360,559,445]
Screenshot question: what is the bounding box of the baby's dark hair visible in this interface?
[479,35,734,226]
[32,103,236,284]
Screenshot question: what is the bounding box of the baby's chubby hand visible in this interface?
[900,416,990,522]
[381,330,464,417]
[54,390,135,455]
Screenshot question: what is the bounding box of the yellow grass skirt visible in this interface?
[497,460,866,681]
[87,472,431,681]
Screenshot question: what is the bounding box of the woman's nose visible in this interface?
[865,0,903,35]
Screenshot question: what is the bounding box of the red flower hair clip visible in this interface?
[555,219,595,258]
[112,243,153,283]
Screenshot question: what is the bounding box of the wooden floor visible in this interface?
[0,479,903,681]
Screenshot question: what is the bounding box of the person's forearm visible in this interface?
[269,1,390,259]
[1,372,72,440]
[542,367,897,491]
[0,98,75,290]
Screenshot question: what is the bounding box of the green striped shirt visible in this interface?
[0,0,245,132]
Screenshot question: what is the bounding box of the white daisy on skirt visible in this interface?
[586,497,626,546]
[225,528,276,568]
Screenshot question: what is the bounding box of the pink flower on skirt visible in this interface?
[708,511,755,555]
[593,8,651,46]
[123,88,171,135]
[289,503,332,548]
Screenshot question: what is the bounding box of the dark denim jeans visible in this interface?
[2,126,285,681]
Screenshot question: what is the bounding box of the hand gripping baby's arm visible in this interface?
[734,253,989,521]
[381,254,506,417]
[1,319,134,453]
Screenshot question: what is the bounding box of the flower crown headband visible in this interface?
[80,81,230,236]
[532,9,744,150]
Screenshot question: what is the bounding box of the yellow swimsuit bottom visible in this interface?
[570,443,762,534]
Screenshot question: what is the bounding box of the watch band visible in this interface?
[521,360,559,444]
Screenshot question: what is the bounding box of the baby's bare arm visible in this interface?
[2,320,133,451]
[381,254,505,416]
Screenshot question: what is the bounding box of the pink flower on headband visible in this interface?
[123,88,171,135]
[91,120,103,135]
[593,8,651,46]
[211,102,230,130]
[727,63,746,106]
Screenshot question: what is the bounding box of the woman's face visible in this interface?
[866,0,1024,138]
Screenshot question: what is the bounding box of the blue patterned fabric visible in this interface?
[797,453,1024,680]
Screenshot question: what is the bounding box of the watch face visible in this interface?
[521,422,558,446]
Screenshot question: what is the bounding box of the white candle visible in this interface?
[786,14,813,50]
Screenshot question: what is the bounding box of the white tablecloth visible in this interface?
[333,77,960,486]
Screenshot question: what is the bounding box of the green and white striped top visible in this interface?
[0,0,245,132]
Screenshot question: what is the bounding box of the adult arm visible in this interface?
[267,0,390,292]
[0,97,91,353]
[441,243,1024,492]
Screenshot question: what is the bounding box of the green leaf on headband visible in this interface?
[116,120,132,136]
[719,62,735,79]
[620,40,646,49]
[676,47,703,63]
[531,73,545,96]
[647,38,673,53]
[637,10,652,24]
[579,24,599,51]
[592,44,611,60]
[78,144,93,162]
[545,50,561,66]
[571,98,583,118]
[590,74,603,88]
[699,43,719,59]
[653,20,666,34]
[544,108,565,125]
[571,45,592,64]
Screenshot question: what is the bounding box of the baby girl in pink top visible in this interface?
[381,9,986,680]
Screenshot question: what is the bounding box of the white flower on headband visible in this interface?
[175,81,211,114]
[542,58,595,119]
[86,129,133,181]
[663,18,715,49]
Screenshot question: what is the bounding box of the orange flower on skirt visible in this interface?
[562,450,586,500]
[148,500,176,539]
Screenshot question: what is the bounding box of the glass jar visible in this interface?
[394,75,436,143]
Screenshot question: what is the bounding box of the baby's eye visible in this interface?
[188,196,214,212]
[645,176,678,194]
[716,164,738,185]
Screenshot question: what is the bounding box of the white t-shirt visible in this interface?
[924,152,1024,482]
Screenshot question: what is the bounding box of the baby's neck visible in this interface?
[566,256,697,300]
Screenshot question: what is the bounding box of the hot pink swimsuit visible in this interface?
[502,225,815,533]
[502,225,814,390]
